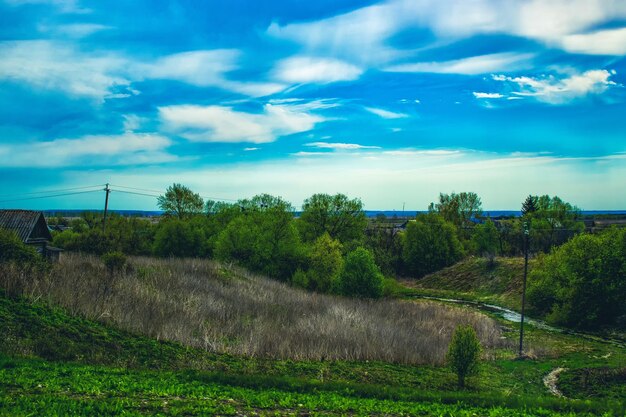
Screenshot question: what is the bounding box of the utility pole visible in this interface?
[103,183,111,232]
[518,221,530,357]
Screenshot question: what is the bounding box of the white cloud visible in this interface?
[386,53,533,75]
[4,0,88,13]
[244,147,259,151]
[560,27,626,55]
[268,0,626,75]
[273,56,363,84]
[305,142,381,150]
[0,40,129,100]
[473,92,505,99]
[159,103,326,143]
[364,107,408,119]
[0,133,174,167]
[139,50,287,97]
[492,69,617,104]
[38,23,111,37]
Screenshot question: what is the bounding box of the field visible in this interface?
[1,254,625,416]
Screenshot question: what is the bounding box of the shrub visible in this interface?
[447,325,481,388]
[101,251,127,275]
[402,213,464,278]
[527,227,626,330]
[0,228,41,265]
[337,247,383,298]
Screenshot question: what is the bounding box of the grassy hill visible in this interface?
[1,254,625,416]
[400,257,530,310]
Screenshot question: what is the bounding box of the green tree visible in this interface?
[471,220,499,266]
[337,247,384,298]
[527,227,626,330]
[215,194,304,281]
[429,192,482,230]
[447,325,481,388]
[521,195,538,217]
[298,193,367,246]
[402,213,464,278]
[153,219,204,257]
[526,195,584,252]
[305,233,344,292]
[157,183,204,219]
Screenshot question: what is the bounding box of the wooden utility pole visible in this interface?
[518,221,530,357]
[103,183,111,232]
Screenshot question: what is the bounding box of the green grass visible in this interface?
[400,256,528,310]
[1,288,625,416]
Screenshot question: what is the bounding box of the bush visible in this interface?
[337,247,383,298]
[402,213,464,278]
[527,227,626,330]
[447,325,481,388]
[101,251,127,275]
[0,228,41,265]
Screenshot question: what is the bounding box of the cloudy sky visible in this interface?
[0,0,625,211]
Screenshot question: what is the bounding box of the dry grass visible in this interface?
[2,253,510,365]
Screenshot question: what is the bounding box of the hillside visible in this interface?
[1,254,625,415]
[2,291,625,416]
[401,257,530,310]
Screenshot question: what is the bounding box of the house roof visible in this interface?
[0,209,53,242]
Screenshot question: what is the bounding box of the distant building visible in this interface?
[0,209,62,262]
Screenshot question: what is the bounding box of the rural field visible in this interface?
[1,253,624,416]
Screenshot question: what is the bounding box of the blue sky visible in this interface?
[0,0,625,211]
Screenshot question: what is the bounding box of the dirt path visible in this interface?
[543,367,567,398]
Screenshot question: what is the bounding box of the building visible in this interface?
[0,209,62,262]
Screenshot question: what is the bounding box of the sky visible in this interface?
[0,0,625,211]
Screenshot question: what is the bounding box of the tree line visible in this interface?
[49,185,587,298]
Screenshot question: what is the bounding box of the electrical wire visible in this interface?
[0,184,105,198]
[112,189,161,198]
[0,189,102,204]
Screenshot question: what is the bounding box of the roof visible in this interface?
[0,209,53,242]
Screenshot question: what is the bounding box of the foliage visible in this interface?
[471,220,500,265]
[0,228,42,266]
[337,247,384,298]
[52,215,155,256]
[526,195,584,253]
[521,195,538,217]
[157,183,204,219]
[101,251,127,275]
[447,325,481,388]
[298,193,367,246]
[365,219,404,276]
[527,227,626,330]
[215,194,304,280]
[429,192,482,232]
[303,233,343,292]
[153,218,206,258]
[402,213,464,278]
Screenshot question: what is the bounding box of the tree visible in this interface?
[527,227,626,330]
[157,183,204,219]
[298,193,367,245]
[521,195,538,217]
[471,220,499,266]
[526,195,584,252]
[337,247,384,298]
[402,213,464,278]
[153,219,205,257]
[215,194,304,281]
[429,192,482,230]
[447,325,481,388]
[305,233,344,292]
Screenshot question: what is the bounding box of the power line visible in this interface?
[112,189,161,198]
[0,189,101,204]
[109,184,164,194]
[0,184,104,198]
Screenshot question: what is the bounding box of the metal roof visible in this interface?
[0,209,52,242]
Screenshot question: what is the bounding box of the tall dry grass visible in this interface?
[2,253,509,365]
